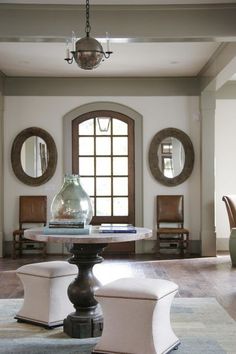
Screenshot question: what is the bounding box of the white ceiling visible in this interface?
[0,42,220,77]
[0,1,235,78]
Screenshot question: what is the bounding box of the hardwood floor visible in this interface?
[0,253,236,321]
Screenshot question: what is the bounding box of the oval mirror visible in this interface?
[148,128,194,186]
[11,127,57,186]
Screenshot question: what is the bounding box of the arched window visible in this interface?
[72,110,135,227]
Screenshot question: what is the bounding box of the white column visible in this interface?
[0,78,4,257]
[200,90,216,256]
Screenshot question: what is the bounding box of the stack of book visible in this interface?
[48,220,85,229]
[99,223,137,233]
[43,220,91,235]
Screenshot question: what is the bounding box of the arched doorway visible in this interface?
[63,102,143,254]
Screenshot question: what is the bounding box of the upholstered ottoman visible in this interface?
[93,277,180,354]
[16,261,77,328]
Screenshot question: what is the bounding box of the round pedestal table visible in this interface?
[24,226,152,338]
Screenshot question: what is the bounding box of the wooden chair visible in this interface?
[222,195,236,229]
[12,196,47,259]
[222,195,236,266]
[156,195,190,256]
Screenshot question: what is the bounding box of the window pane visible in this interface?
[113,137,128,155]
[97,197,111,216]
[96,137,111,155]
[96,177,111,196]
[80,177,94,196]
[79,157,94,175]
[113,119,127,135]
[113,157,128,175]
[79,118,94,135]
[96,118,111,135]
[113,177,128,196]
[96,157,111,175]
[113,197,128,216]
[79,137,94,155]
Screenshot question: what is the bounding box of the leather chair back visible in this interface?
[19,196,47,227]
[222,195,236,230]
[157,195,184,223]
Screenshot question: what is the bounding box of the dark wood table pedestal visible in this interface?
[23,227,152,339]
[63,243,108,338]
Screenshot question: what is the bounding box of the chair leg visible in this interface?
[12,236,17,259]
[43,243,47,258]
[179,234,184,256]
[185,233,190,256]
[156,234,161,254]
[19,236,23,257]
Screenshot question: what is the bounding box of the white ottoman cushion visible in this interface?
[93,277,179,354]
[95,277,178,300]
[16,261,77,327]
[17,261,77,278]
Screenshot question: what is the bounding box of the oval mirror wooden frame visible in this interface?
[11,127,57,186]
[148,127,194,186]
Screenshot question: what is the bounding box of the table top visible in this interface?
[24,226,153,244]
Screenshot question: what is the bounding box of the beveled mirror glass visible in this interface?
[157,137,185,178]
[148,128,194,186]
[21,136,48,178]
[11,127,57,186]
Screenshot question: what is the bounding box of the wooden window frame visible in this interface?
[72,110,135,226]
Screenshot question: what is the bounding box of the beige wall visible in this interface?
[1,4,236,257]
[3,92,200,256]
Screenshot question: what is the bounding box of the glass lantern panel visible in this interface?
[96,197,111,216]
[113,157,128,175]
[113,197,128,216]
[113,177,128,196]
[96,177,111,196]
[96,157,111,175]
[113,119,127,135]
[79,157,94,175]
[79,118,94,135]
[113,137,128,155]
[96,137,111,155]
[79,137,94,155]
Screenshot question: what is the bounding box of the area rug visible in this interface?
[0,298,235,354]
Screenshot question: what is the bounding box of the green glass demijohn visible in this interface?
[50,174,93,225]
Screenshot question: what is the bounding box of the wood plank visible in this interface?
[0,253,235,321]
